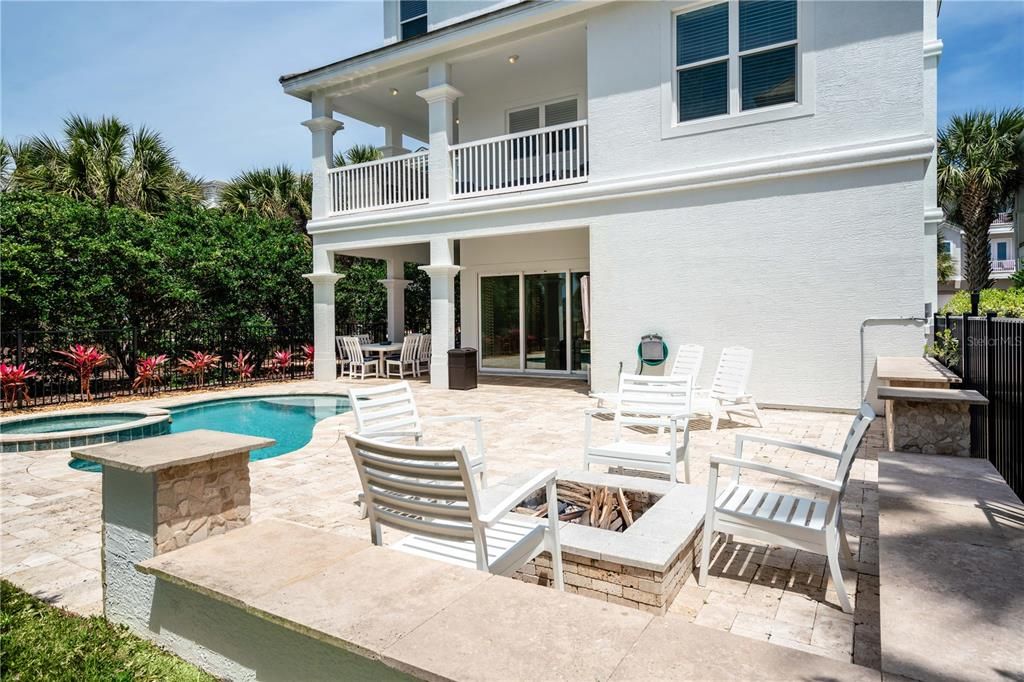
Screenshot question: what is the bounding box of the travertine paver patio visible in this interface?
[0,376,881,667]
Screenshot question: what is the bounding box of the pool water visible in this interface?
[70,395,350,472]
[2,413,142,435]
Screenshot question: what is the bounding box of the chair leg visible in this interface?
[837,516,854,568]
[749,400,767,428]
[699,521,714,587]
[709,400,721,433]
[826,529,853,613]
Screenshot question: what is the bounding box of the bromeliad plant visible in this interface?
[301,344,315,372]
[271,349,293,378]
[132,354,168,395]
[178,351,221,387]
[233,351,255,382]
[0,363,38,407]
[55,345,110,400]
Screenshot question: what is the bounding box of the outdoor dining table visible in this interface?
[360,342,404,376]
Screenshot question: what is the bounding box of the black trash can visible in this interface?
[447,348,478,390]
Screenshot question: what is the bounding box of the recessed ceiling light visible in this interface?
[507,55,519,64]
[390,88,399,96]
[455,118,461,125]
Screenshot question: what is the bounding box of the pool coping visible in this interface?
[0,407,171,453]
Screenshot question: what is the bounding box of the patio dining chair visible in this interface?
[335,336,350,376]
[699,403,876,613]
[584,373,694,484]
[697,346,765,432]
[386,335,420,379]
[342,336,380,380]
[346,432,564,589]
[416,334,431,376]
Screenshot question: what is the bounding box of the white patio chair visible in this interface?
[347,381,486,485]
[335,336,350,376]
[357,334,373,346]
[416,334,431,376]
[591,343,704,408]
[699,403,876,613]
[386,335,420,379]
[346,432,564,590]
[342,336,379,380]
[697,346,765,432]
[583,373,694,484]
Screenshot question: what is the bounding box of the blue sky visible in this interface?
[2,0,1023,181]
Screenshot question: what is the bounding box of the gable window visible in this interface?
[674,0,798,123]
[400,0,427,40]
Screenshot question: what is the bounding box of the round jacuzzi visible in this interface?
[0,407,170,453]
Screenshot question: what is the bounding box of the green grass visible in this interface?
[1,580,215,682]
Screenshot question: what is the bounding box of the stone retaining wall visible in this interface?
[892,400,971,456]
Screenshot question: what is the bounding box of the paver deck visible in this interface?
[2,376,882,666]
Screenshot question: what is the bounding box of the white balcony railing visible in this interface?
[449,120,589,199]
[992,259,1018,273]
[327,150,429,215]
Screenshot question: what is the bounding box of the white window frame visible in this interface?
[399,1,428,41]
[661,0,815,139]
[506,95,581,134]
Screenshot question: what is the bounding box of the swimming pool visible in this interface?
[69,394,351,472]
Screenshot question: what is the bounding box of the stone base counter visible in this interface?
[877,387,987,457]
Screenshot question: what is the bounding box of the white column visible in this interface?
[417,63,462,203]
[379,125,408,158]
[303,272,343,382]
[922,4,943,317]
[379,257,409,343]
[419,238,460,389]
[302,95,344,219]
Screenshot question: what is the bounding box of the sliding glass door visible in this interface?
[479,270,588,375]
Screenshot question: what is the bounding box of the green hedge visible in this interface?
[939,289,1024,318]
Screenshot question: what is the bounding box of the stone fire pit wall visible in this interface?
[70,430,274,635]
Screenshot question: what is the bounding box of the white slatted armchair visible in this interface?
[386,334,420,379]
[584,374,694,484]
[346,433,564,589]
[416,334,431,376]
[697,346,765,432]
[342,336,379,380]
[335,336,350,376]
[699,403,876,613]
[348,382,486,485]
[591,343,704,409]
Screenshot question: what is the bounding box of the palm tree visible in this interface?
[333,144,383,167]
[219,165,312,234]
[8,114,203,212]
[0,138,22,192]
[938,108,1024,291]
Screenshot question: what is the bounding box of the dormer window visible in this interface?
[400,0,428,40]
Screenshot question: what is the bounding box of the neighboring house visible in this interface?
[938,210,1020,307]
[201,180,227,208]
[281,0,941,410]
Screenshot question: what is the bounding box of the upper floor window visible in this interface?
[508,98,579,134]
[400,0,428,40]
[674,0,798,123]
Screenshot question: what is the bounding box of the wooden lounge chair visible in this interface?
[700,403,876,613]
[346,432,564,589]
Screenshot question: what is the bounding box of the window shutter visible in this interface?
[676,3,728,66]
[544,99,578,127]
[740,45,796,110]
[739,0,797,51]
[508,107,541,134]
[400,0,427,21]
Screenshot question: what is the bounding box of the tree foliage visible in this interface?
[938,108,1024,291]
[3,115,203,212]
[218,164,312,235]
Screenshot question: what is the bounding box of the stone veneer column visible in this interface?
[71,430,273,635]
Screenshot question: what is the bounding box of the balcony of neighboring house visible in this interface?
[303,22,588,219]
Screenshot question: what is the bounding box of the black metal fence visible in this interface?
[934,313,1024,497]
[1,319,386,410]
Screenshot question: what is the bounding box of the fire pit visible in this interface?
[517,481,661,532]
[513,470,705,614]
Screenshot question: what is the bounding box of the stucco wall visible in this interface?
[585,0,924,181]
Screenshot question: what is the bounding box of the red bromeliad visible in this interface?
[1,362,38,407]
[132,354,169,395]
[55,345,110,400]
[234,351,255,382]
[178,351,221,387]
[301,344,315,371]
[272,349,293,377]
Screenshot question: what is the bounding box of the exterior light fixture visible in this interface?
[507,55,519,64]
[390,88,399,96]
[455,118,461,125]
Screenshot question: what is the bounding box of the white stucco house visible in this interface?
[938,210,1020,307]
[282,0,942,410]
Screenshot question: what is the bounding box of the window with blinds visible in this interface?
[400,0,427,40]
[507,98,578,133]
[675,0,797,123]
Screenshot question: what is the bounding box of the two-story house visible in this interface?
[281,0,941,410]
[938,210,1021,307]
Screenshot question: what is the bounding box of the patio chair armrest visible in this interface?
[477,468,557,525]
[735,434,841,460]
[709,455,842,492]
